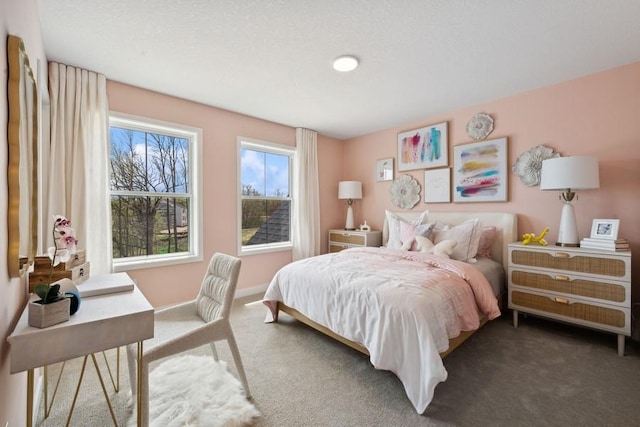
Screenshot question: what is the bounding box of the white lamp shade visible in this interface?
[539,156,600,190]
[338,181,362,199]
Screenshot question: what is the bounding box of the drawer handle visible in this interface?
[554,297,569,304]
[552,252,570,258]
[554,275,570,281]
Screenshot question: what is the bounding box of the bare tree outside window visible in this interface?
[110,123,191,259]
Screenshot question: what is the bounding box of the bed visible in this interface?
[263,211,517,413]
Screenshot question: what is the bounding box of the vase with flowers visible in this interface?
[28,215,79,328]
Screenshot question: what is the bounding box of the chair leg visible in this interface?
[226,332,251,399]
[209,342,219,361]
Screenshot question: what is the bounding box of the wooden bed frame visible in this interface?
[273,211,517,359]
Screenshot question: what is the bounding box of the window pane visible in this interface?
[111,195,190,258]
[240,149,266,196]
[241,199,290,245]
[110,127,189,193]
[265,152,289,197]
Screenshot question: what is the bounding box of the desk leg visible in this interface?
[27,368,34,427]
[137,341,143,427]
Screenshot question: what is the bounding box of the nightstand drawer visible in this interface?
[510,290,630,334]
[510,248,629,281]
[329,232,366,246]
[510,270,628,305]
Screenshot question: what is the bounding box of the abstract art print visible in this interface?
[453,137,508,202]
[397,122,448,171]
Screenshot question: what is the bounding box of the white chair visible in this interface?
[126,252,251,426]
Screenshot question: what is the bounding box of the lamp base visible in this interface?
[555,201,579,247]
[345,205,355,230]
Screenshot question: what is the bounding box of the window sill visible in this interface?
[239,243,293,257]
[112,253,203,272]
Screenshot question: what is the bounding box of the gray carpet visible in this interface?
[37,297,640,426]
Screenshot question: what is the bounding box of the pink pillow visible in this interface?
[385,210,430,250]
[477,226,497,259]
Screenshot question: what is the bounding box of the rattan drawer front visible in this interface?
[329,244,350,253]
[511,249,626,278]
[329,232,365,245]
[511,291,626,329]
[511,270,626,303]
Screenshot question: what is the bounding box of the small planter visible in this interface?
[28,297,70,328]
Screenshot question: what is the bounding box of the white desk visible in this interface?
[7,273,154,426]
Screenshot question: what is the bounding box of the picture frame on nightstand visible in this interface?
[590,219,620,240]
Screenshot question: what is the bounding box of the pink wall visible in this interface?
[1,1,49,425]
[107,82,344,307]
[343,62,640,338]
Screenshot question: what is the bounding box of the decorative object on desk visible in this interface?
[338,181,362,230]
[376,157,394,182]
[540,156,600,247]
[129,355,260,427]
[466,113,494,140]
[390,174,421,209]
[397,122,448,171]
[29,215,79,328]
[522,227,550,246]
[512,144,560,186]
[359,220,371,231]
[589,219,620,240]
[424,168,450,203]
[453,137,508,202]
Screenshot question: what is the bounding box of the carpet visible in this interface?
[130,355,260,427]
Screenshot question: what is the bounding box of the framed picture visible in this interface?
[453,137,508,202]
[424,168,450,203]
[590,219,620,240]
[376,157,394,182]
[397,122,448,171]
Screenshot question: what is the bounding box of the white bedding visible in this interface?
[263,247,501,413]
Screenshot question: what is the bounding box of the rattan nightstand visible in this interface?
[328,229,382,253]
[507,242,632,356]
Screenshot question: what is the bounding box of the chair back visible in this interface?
[196,253,241,323]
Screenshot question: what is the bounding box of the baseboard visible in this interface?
[235,283,268,300]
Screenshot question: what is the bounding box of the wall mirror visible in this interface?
[7,35,38,277]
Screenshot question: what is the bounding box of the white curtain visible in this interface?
[292,128,321,261]
[47,62,112,275]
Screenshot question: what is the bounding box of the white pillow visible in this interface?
[385,210,430,250]
[414,236,457,258]
[430,218,482,262]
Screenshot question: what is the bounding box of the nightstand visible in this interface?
[328,229,382,253]
[507,242,631,356]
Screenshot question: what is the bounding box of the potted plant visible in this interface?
[28,215,79,328]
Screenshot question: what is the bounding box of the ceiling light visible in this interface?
[333,55,359,72]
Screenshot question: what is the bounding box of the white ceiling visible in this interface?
[37,0,640,140]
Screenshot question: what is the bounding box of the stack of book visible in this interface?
[579,238,629,251]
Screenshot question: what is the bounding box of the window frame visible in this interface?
[109,112,203,271]
[237,136,295,256]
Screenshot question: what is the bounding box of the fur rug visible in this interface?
[130,355,260,427]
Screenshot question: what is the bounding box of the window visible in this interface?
[109,113,202,270]
[238,137,294,255]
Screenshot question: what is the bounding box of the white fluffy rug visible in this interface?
[131,355,260,427]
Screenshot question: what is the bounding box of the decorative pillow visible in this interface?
[430,218,482,262]
[477,226,497,259]
[414,236,457,258]
[385,210,430,250]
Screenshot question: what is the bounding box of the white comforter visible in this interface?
[263,247,501,413]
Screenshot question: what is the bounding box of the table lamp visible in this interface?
[338,181,362,230]
[539,156,600,246]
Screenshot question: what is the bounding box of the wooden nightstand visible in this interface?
[328,229,382,253]
[507,242,632,356]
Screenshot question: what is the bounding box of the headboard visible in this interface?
[382,211,518,271]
